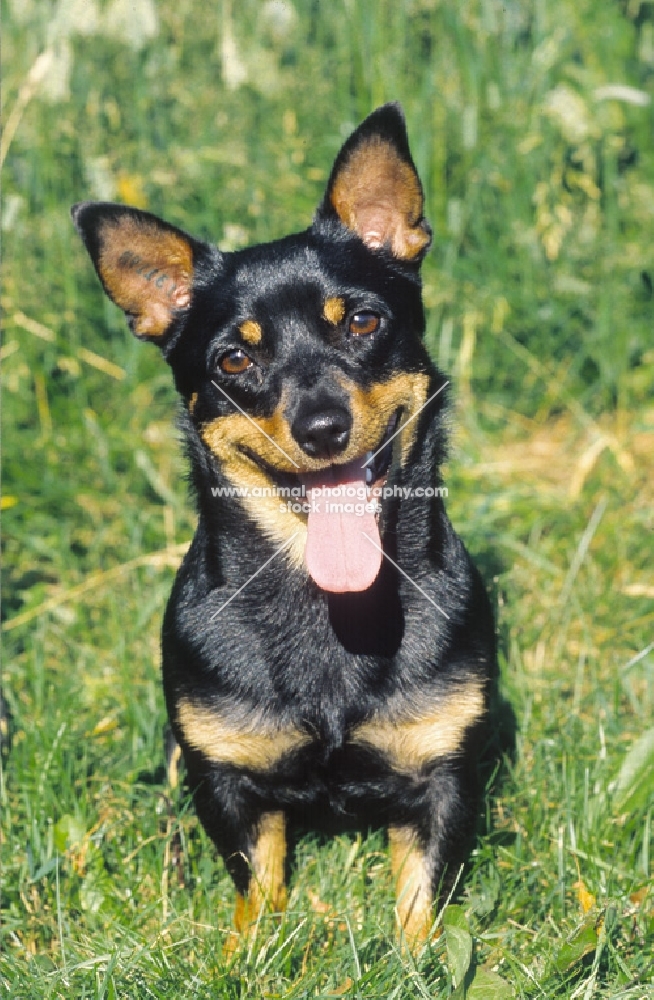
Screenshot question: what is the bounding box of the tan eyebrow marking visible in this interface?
[239,319,263,345]
[322,297,346,325]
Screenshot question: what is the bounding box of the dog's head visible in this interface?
[73,104,443,593]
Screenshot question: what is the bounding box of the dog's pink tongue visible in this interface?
[304,460,382,593]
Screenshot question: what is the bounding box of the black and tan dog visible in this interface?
[73,104,496,949]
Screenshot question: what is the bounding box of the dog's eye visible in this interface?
[348,311,380,337]
[220,349,252,374]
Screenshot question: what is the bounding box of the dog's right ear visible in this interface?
[71,202,201,343]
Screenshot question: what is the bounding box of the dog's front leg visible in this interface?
[389,824,435,948]
[389,761,479,952]
[224,811,288,954]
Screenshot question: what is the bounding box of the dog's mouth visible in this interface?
[302,410,400,594]
[240,411,401,594]
[362,410,399,486]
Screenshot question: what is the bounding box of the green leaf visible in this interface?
[554,917,598,974]
[465,969,514,999]
[80,872,106,913]
[442,904,469,930]
[611,727,654,815]
[53,814,86,853]
[443,905,473,989]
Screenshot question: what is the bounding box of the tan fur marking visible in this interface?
[189,392,198,414]
[97,215,193,338]
[201,405,301,473]
[389,825,433,947]
[330,137,430,260]
[200,411,309,567]
[227,813,288,952]
[239,319,263,345]
[249,812,287,916]
[348,371,430,468]
[351,679,485,772]
[177,698,310,770]
[322,296,346,325]
[215,453,308,568]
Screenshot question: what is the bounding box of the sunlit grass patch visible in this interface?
[2,0,653,996]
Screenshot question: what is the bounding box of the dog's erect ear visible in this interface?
[71,202,198,342]
[317,103,431,262]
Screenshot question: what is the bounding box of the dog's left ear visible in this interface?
[316,103,431,262]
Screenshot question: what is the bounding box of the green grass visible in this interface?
[2,1,653,996]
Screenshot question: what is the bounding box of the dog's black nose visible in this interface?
[292,407,352,458]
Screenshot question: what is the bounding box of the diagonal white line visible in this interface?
[211,380,300,469]
[361,380,449,469]
[622,642,654,673]
[209,532,299,620]
[361,532,450,620]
